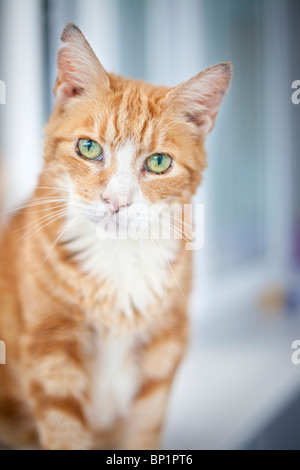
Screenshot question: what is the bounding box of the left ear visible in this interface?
[54,23,110,106]
[164,63,232,137]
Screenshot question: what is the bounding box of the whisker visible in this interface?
[139,233,145,273]
[148,226,187,301]
[2,199,71,215]
[161,212,194,232]
[147,224,168,302]
[160,212,194,231]
[159,219,193,246]
[2,197,89,216]
[159,216,193,244]
[18,203,69,216]
[13,206,69,233]
[18,210,69,242]
[35,186,69,192]
[42,216,79,264]
[19,209,70,242]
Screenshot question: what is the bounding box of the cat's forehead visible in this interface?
[77,83,170,151]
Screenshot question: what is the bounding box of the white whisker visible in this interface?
[148,226,187,301]
[159,219,192,246]
[43,216,79,264]
[147,225,168,302]
[161,212,194,232]
[13,206,69,234]
[19,209,70,242]
[139,232,145,273]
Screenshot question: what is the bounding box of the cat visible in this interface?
[0,23,231,450]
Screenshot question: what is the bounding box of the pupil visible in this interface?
[87,140,92,151]
[157,154,163,166]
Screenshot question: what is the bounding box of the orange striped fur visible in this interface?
[0,24,231,450]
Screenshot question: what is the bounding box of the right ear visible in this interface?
[54,23,110,106]
[162,63,232,138]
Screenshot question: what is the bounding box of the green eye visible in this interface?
[145,154,172,174]
[77,139,103,161]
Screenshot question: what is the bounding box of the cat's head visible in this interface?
[44,23,231,237]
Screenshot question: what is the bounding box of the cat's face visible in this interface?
[44,23,231,237]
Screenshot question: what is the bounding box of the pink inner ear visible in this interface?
[55,51,84,105]
[56,82,81,104]
[167,63,232,137]
[192,90,226,135]
[181,89,224,136]
[201,89,227,115]
[54,24,110,107]
[55,71,83,104]
[187,113,216,137]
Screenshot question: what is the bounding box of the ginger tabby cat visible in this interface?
[0,24,231,450]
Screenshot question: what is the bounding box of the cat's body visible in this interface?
[0,209,189,449]
[0,24,231,450]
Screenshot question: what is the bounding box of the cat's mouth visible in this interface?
[84,209,147,237]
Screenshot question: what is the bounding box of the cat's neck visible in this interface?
[63,217,180,318]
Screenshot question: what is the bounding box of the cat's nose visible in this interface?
[103,195,131,215]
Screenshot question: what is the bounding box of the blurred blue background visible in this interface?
[0,0,300,450]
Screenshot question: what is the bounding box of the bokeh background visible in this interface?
[1,0,300,450]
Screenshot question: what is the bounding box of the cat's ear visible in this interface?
[54,23,110,106]
[164,63,232,137]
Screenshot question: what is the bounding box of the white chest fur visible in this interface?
[88,331,139,430]
[66,219,179,317]
[64,215,180,429]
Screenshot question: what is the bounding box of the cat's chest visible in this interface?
[87,332,139,430]
[67,227,179,317]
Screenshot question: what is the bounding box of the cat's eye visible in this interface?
[145,154,172,174]
[77,139,103,161]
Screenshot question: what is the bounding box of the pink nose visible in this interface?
[103,195,131,214]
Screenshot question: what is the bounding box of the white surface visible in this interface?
[163,308,300,450]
